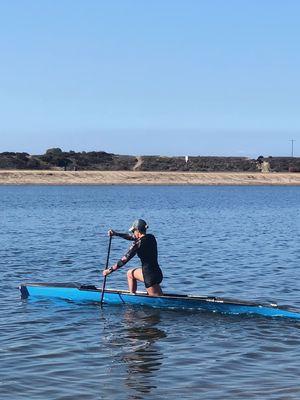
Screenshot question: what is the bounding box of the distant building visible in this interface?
[185,156,189,163]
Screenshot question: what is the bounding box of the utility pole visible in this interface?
[290,139,295,157]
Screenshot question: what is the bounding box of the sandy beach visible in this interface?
[0,170,299,185]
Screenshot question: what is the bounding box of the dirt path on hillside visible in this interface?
[133,156,143,171]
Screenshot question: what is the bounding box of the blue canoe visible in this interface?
[19,282,300,320]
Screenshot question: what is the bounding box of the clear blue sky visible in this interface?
[0,0,299,157]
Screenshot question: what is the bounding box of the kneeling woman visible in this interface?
[103,219,163,296]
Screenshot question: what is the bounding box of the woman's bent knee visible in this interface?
[147,284,163,296]
[127,269,135,279]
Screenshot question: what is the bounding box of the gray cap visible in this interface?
[129,219,148,233]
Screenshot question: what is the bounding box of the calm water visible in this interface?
[1,185,300,399]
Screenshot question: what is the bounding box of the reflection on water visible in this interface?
[122,308,166,398]
[103,307,166,399]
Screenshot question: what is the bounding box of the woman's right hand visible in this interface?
[108,229,116,237]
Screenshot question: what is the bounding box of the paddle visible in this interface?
[100,234,112,308]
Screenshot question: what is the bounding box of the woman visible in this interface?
[102,219,163,296]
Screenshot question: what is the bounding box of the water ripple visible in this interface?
[1,186,300,399]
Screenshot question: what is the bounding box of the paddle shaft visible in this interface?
[100,235,112,307]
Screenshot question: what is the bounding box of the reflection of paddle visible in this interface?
[100,235,112,308]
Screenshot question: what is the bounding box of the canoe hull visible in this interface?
[19,282,300,320]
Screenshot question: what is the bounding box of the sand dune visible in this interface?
[0,170,299,185]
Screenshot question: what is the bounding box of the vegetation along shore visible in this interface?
[0,148,299,185]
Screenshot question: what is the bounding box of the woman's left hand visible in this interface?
[102,268,112,277]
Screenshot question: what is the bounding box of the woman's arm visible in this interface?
[103,240,140,275]
[103,230,137,276]
[108,229,135,241]
[115,240,140,268]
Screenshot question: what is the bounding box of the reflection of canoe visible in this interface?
[19,282,300,320]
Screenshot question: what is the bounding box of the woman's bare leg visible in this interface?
[147,284,163,296]
[127,268,144,293]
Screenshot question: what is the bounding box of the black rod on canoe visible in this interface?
[100,235,112,308]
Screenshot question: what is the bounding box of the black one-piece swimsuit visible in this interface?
[116,233,163,289]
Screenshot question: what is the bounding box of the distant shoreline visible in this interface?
[0,170,300,186]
